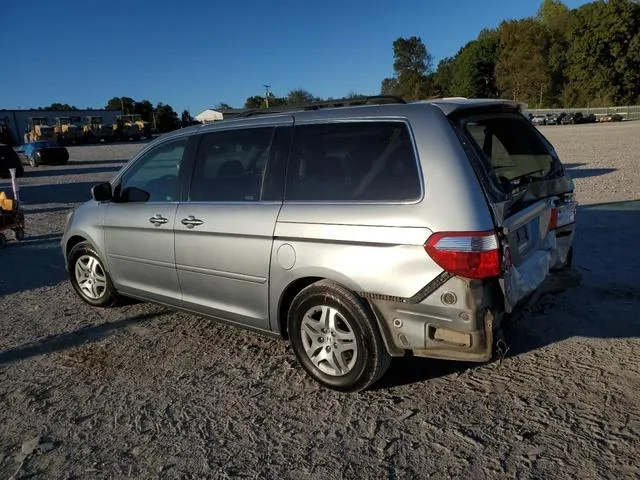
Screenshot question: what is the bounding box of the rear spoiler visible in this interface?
[423,98,528,117]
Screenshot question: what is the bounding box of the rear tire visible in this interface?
[68,241,121,307]
[287,280,391,392]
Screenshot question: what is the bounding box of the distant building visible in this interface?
[194,108,247,123]
[0,109,123,145]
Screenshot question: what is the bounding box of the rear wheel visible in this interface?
[287,280,391,392]
[68,241,121,307]
[0,233,6,249]
[13,228,24,241]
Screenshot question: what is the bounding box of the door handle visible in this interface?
[149,214,168,226]
[181,215,204,229]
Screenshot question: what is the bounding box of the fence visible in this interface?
[526,104,640,121]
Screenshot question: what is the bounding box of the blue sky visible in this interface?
[1,0,591,114]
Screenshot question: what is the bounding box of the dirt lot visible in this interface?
[0,123,638,479]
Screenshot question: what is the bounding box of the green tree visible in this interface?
[380,36,435,100]
[105,96,136,113]
[286,89,316,106]
[154,103,179,133]
[380,77,400,96]
[537,0,571,106]
[564,0,640,106]
[439,28,499,99]
[495,19,550,106]
[244,95,265,109]
[180,110,193,124]
[392,36,433,75]
[42,102,78,111]
[215,102,233,110]
[434,57,455,96]
[134,100,154,122]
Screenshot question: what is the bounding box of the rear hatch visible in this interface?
[444,102,577,312]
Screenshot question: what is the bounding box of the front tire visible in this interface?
[287,280,391,393]
[68,241,121,307]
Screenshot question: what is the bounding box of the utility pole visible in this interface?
[263,84,271,108]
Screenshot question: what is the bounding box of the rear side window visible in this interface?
[464,116,560,188]
[189,127,274,202]
[285,122,421,202]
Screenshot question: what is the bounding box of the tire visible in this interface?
[0,233,6,249]
[287,279,391,392]
[13,227,24,241]
[68,241,121,307]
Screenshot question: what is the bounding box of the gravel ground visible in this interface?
[0,124,638,479]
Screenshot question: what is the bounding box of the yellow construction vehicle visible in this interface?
[24,117,55,144]
[53,116,82,145]
[82,116,112,143]
[111,114,141,141]
[129,114,152,139]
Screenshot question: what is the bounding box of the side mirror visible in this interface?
[91,182,112,202]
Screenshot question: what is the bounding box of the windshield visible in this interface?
[463,115,561,192]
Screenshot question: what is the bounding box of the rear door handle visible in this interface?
[181,215,204,229]
[149,214,168,226]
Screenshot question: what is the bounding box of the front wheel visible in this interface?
[287,280,391,393]
[68,241,121,307]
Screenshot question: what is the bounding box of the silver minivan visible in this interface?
[62,96,577,392]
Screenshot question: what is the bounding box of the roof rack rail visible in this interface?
[237,95,406,118]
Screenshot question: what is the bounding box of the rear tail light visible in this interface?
[424,230,501,279]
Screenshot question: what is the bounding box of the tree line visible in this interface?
[239,0,639,109]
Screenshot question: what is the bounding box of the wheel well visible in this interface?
[65,235,86,256]
[277,276,322,339]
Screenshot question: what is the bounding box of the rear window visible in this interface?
[285,121,421,202]
[464,116,560,189]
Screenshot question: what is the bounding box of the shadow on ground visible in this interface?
[0,236,65,295]
[24,165,122,178]
[24,206,71,215]
[68,159,129,166]
[0,311,168,366]
[18,181,98,204]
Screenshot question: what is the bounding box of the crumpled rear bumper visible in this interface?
[500,225,575,313]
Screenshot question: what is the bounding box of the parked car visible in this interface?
[19,140,69,167]
[0,143,24,178]
[561,112,584,125]
[61,96,578,392]
[530,114,547,126]
[583,113,597,123]
[599,113,623,122]
[545,113,560,125]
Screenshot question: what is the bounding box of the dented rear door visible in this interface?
[450,106,576,311]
